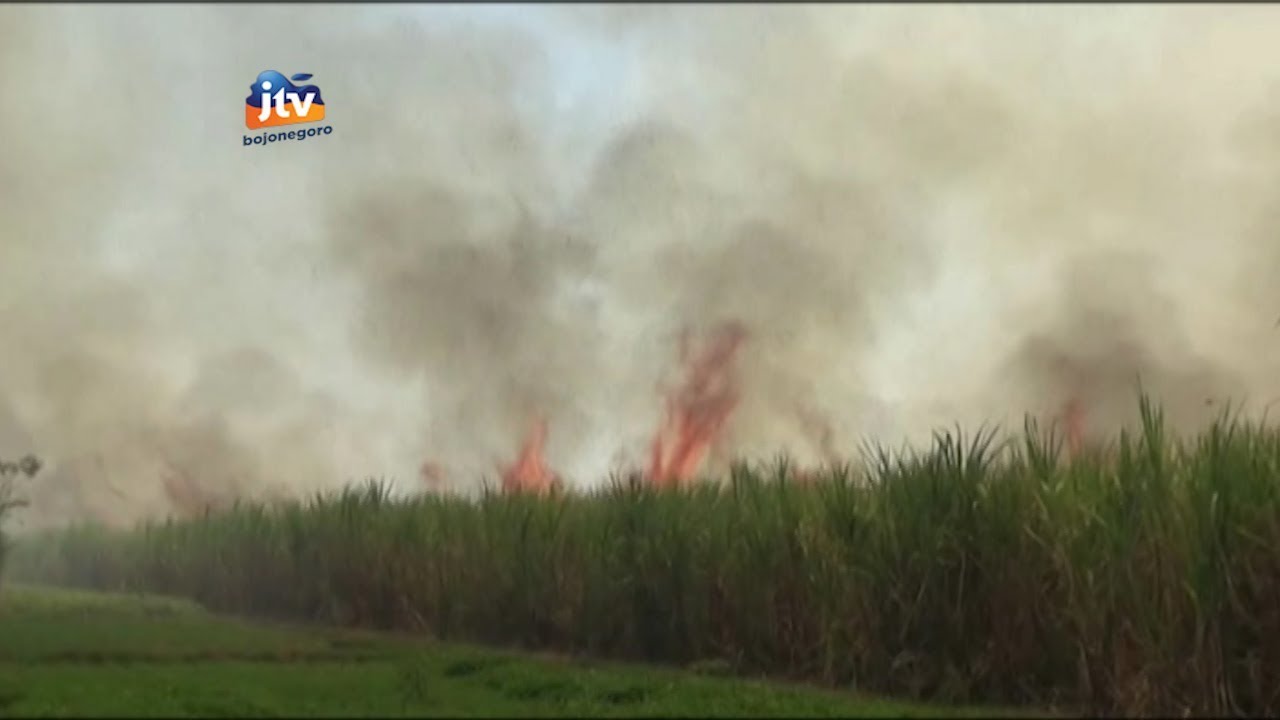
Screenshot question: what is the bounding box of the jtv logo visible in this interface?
[245,70,325,130]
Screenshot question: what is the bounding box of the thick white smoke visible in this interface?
[3,5,1280,528]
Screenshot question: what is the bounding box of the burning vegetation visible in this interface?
[646,322,749,488]
[446,317,1118,497]
[462,321,751,496]
[500,416,560,494]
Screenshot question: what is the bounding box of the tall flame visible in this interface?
[500,416,559,494]
[646,322,749,488]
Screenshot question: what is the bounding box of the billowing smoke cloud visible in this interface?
[3,5,1280,526]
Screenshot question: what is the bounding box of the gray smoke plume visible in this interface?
[3,5,1280,527]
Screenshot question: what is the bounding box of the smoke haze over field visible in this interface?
[3,5,1280,527]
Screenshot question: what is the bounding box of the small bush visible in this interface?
[0,479,20,583]
[0,454,41,587]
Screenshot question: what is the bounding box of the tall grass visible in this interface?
[11,398,1280,715]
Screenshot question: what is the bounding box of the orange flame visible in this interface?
[475,322,749,496]
[646,322,748,488]
[501,417,560,494]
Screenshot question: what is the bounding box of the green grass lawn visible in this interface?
[0,584,1013,718]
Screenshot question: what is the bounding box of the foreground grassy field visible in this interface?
[0,585,993,718]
